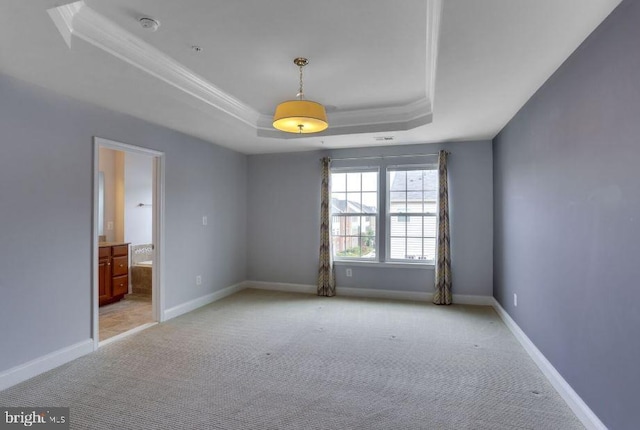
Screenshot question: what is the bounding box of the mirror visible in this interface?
[98,171,105,236]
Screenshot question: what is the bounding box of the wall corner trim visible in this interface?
[490,298,608,430]
[0,339,93,392]
[163,281,247,321]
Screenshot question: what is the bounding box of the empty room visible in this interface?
[0,1,638,429]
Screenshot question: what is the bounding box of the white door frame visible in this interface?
[92,137,166,350]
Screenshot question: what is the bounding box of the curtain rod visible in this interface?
[327,151,450,162]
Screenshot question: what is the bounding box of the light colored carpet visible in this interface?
[0,289,583,429]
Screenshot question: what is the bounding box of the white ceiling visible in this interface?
[0,0,621,154]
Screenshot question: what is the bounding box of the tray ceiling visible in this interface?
[0,0,622,153]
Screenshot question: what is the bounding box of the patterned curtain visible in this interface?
[318,157,336,297]
[433,150,452,305]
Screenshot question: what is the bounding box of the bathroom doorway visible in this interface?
[93,137,165,348]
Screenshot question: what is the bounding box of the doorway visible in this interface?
[93,137,165,348]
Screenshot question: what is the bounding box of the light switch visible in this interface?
[202,216,207,226]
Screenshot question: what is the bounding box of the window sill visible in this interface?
[334,260,434,270]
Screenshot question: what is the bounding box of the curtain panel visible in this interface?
[318,157,336,297]
[433,150,452,305]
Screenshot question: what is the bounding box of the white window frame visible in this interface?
[385,164,438,265]
[330,167,380,262]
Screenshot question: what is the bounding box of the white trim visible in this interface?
[46,2,81,48]
[454,294,495,306]
[244,281,491,305]
[163,282,247,321]
[245,281,316,295]
[95,136,164,157]
[340,288,492,305]
[244,281,603,427]
[0,267,606,430]
[92,139,100,350]
[93,137,166,349]
[47,2,259,128]
[490,298,607,430]
[48,1,440,137]
[152,153,166,322]
[0,340,93,391]
[334,261,434,270]
[328,99,432,127]
[339,287,430,302]
[425,0,442,108]
[99,322,157,347]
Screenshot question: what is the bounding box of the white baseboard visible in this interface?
[491,298,607,430]
[5,280,600,429]
[247,280,603,426]
[338,287,430,301]
[0,339,93,392]
[245,281,492,306]
[454,294,495,306]
[1,282,245,392]
[163,281,246,321]
[245,281,316,295]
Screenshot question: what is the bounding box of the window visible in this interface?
[331,170,378,260]
[330,162,438,265]
[388,167,437,263]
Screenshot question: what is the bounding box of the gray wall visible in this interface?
[0,73,247,373]
[492,1,639,428]
[248,141,493,296]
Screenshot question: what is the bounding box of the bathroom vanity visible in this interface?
[98,242,130,306]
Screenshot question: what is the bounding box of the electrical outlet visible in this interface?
[202,216,208,226]
[346,268,352,277]
[196,275,202,285]
[514,293,518,307]
[107,221,114,230]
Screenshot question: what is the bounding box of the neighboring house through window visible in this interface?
[388,167,437,263]
[331,170,378,260]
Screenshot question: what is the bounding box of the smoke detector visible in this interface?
[139,17,160,32]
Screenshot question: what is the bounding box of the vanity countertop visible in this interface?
[99,241,130,247]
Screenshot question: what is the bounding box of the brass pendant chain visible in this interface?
[298,64,304,100]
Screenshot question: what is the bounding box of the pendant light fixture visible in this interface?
[273,57,328,134]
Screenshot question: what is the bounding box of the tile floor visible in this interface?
[99,293,153,341]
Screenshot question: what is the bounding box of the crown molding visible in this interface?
[425,0,442,110]
[47,2,81,48]
[330,98,432,128]
[48,1,260,128]
[48,1,441,138]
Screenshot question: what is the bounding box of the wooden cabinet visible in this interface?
[99,243,130,306]
[98,247,111,304]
